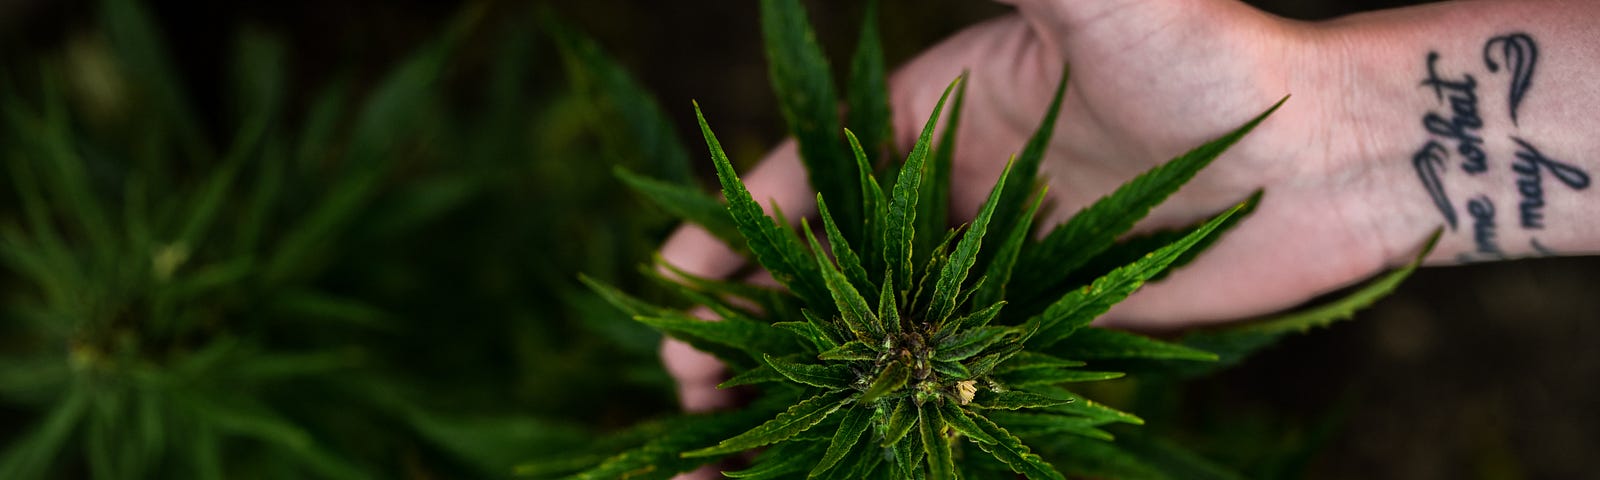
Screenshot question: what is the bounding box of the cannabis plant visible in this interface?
[522,0,1440,478]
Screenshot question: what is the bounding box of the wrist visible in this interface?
[1258,18,1433,269]
[1297,2,1600,265]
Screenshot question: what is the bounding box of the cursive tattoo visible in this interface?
[1465,195,1503,258]
[1483,33,1538,126]
[1413,141,1458,230]
[1510,137,1591,230]
[1420,52,1488,174]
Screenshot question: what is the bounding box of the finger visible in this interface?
[659,138,814,280]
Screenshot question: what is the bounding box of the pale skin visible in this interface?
[660,1,1600,476]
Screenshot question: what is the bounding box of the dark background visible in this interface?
[3,1,1595,478]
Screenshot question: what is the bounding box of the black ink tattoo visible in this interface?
[1466,195,1503,258]
[1483,33,1538,126]
[1419,53,1488,174]
[1530,238,1559,256]
[1510,137,1591,230]
[1413,141,1458,230]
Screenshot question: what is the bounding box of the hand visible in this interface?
[660,0,1405,456]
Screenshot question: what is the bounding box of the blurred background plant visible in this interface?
[0,0,1596,479]
[0,0,698,477]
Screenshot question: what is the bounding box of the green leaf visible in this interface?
[860,360,911,404]
[1015,97,1285,302]
[952,301,1007,331]
[847,129,888,278]
[909,229,957,315]
[804,220,880,340]
[760,0,859,238]
[1070,191,1263,288]
[811,406,873,477]
[985,412,1113,441]
[684,390,851,457]
[1180,228,1441,375]
[970,390,1074,411]
[615,167,742,249]
[1034,387,1144,426]
[720,365,787,389]
[578,274,673,319]
[697,103,834,313]
[885,77,961,289]
[967,410,1065,480]
[992,352,1086,373]
[764,354,854,389]
[655,258,799,322]
[997,368,1125,386]
[1026,196,1258,349]
[1051,327,1218,361]
[917,77,968,265]
[818,341,880,361]
[929,157,1011,325]
[802,310,847,349]
[931,359,971,380]
[936,402,998,445]
[725,442,825,479]
[975,188,1047,307]
[882,397,917,447]
[774,321,839,353]
[818,196,875,296]
[920,403,955,480]
[964,343,1023,378]
[876,276,902,334]
[637,313,799,360]
[816,436,885,480]
[527,404,777,480]
[845,0,891,156]
[891,433,927,480]
[935,326,1012,362]
[641,265,765,325]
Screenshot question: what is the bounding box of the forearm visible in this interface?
[1313,0,1600,264]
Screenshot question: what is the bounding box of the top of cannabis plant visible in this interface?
[575,71,1276,478]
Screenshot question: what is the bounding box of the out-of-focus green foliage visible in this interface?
[0,0,693,477]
